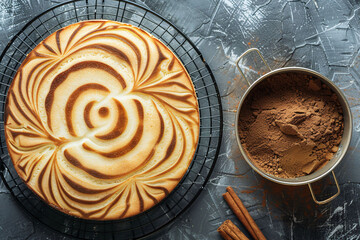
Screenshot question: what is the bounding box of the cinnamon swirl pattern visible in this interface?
[5,20,199,220]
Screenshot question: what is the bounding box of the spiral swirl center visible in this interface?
[99,107,109,117]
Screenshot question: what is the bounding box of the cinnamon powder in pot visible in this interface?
[238,72,344,178]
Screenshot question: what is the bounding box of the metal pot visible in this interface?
[235,48,352,204]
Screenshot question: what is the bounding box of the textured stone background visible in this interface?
[0,0,359,239]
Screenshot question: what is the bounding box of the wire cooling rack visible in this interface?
[0,0,223,239]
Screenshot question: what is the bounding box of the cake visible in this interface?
[5,20,199,220]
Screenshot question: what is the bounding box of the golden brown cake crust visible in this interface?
[5,20,199,220]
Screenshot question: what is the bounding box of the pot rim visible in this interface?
[235,66,353,186]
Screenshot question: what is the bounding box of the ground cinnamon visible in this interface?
[238,72,344,178]
[223,186,266,240]
[218,220,249,240]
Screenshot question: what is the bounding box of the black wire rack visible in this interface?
[0,0,223,239]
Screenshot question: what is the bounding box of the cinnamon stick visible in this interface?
[223,186,266,240]
[223,192,257,238]
[218,220,249,240]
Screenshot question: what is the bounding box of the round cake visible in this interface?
[5,20,199,220]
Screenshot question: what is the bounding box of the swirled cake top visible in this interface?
[5,20,199,220]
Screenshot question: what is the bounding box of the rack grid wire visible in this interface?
[0,0,223,239]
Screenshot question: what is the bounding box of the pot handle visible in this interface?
[236,48,271,86]
[308,171,340,204]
